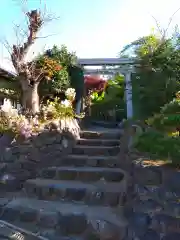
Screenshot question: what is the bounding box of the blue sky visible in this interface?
[0,0,180,71]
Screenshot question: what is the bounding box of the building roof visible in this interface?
[0,67,16,80]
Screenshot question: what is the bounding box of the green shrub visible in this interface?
[134,129,180,164]
[90,74,126,121]
[91,98,126,121]
[146,98,180,132]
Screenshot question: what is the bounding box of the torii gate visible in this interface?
[78,58,136,119]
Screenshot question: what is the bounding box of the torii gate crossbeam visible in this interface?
[78,58,135,66]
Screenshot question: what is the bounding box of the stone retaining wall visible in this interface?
[121,153,180,239]
[117,123,180,238]
[0,118,80,191]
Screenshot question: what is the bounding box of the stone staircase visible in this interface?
[0,127,129,240]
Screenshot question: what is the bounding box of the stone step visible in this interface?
[61,154,118,167]
[91,120,119,128]
[72,145,120,156]
[0,198,127,239]
[40,166,125,182]
[80,130,121,140]
[77,138,120,146]
[0,171,32,192]
[24,178,127,207]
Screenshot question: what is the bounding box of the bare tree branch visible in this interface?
[0,38,13,56]
[11,11,59,75]
[11,9,43,70]
[151,7,180,39]
[35,32,60,39]
[150,15,165,37]
[165,7,180,35]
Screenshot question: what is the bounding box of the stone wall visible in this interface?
[0,118,80,191]
[120,152,180,239]
[116,123,180,239]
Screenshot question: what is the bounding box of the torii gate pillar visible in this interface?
[125,70,133,119]
[121,66,134,119]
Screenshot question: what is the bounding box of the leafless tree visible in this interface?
[2,0,58,113]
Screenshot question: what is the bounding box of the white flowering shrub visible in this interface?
[0,89,78,139]
[40,96,74,120]
[1,99,18,117]
[61,99,72,108]
[65,88,76,101]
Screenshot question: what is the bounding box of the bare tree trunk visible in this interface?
[21,82,40,114]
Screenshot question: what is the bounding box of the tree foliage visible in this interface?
[38,45,77,97]
[120,34,162,59]
[46,45,77,67]
[121,31,180,119]
[128,28,180,164]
